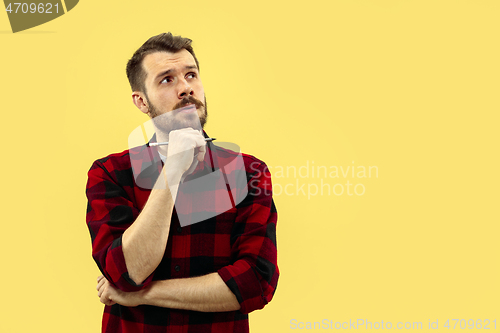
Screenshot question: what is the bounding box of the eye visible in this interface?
[160,76,172,84]
[186,72,197,79]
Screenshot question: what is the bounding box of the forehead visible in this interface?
[142,49,197,80]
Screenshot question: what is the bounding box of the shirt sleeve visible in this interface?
[217,160,279,314]
[86,159,154,292]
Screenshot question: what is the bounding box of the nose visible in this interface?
[178,78,193,99]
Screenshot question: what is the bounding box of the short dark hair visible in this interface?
[126,32,199,93]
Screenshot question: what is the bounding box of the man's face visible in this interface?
[140,50,207,133]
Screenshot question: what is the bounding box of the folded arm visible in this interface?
[87,129,207,290]
[86,158,176,291]
[96,159,279,314]
[97,272,240,312]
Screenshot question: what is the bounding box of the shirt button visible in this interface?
[174,265,180,272]
[177,226,182,233]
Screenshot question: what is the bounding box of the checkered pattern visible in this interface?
[86,133,279,333]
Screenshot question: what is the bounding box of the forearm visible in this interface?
[140,273,240,312]
[122,171,181,285]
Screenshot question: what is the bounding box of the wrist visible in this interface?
[134,288,149,306]
[163,167,183,186]
[140,282,157,306]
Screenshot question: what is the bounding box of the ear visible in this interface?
[132,91,150,115]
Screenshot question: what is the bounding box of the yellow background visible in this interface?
[1,0,499,332]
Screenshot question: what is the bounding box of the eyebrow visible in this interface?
[154,65,198,82]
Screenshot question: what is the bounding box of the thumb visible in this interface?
[197,144,206,162]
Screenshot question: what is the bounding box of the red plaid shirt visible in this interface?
[86,133,279,333]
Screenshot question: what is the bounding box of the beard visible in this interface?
[147,95,208,134]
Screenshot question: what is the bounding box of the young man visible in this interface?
[86,33,278,333]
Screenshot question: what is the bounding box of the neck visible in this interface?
[155,130,170,156]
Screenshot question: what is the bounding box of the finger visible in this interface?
[96,278,105,291]
[97,280,108,297]
[100,295,114,306]
[197,144,206,162]
[100,288,116,306]
[193,133,207,148]
[97,277,106,289]
[97,275,104,282]
[100,287,110,304]
[184,130,206,143]
[105,300,116,306]
[97,283,105,297]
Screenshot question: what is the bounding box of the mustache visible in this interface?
[173,96,205,111]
